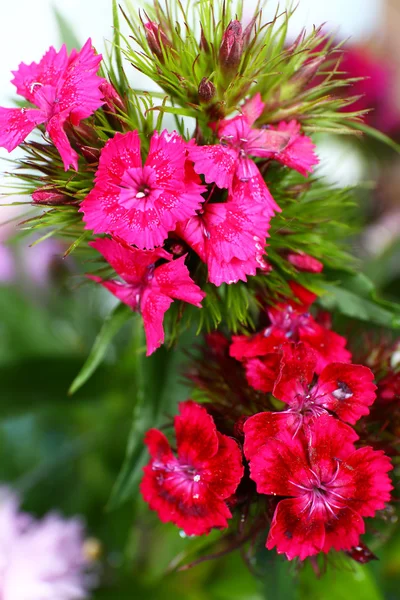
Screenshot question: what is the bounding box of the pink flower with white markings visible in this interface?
[81,130,206,250]
[0,39,104,170]
[89,237,205,355]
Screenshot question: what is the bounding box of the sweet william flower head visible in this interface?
[0,39,105,170]
[81,130,206,249]
[140,401,244,536]
[89,237,205,356]
[246,416,392,560]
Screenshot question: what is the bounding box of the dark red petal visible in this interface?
[244,412,295,461]
[245,354,281,393]
[144,428,174,461]
[340,447,393,517]
[202,432,244,498]
[266,497,325,560]
[175,401,219,464]
[248,430,311,496]
[306,415,359,479]
[230,331,285,361]
[322,508,365,553]
[140,462,233,536]
[315,363,377,424]
[273,342,317,403]
[299,325,352,373]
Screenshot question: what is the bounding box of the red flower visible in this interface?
[140,401,244,535]
[230,286,351,373]
[244,342,376,458]
[246,416,392,560]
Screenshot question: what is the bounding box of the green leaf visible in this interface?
[53,7,81,51]
[299,559,383,600]
[69,303,132,395]
[319,273,400,329]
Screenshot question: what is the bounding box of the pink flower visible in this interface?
[189,94,317,207]
[0,39,104,171]
[188,94,287,215]
[244,354,282,394]
[89,237,205,355]
[261,120,318,177]
[0,487,91,599]
[230,285,351,372]
[246,416,392,560]
[176,200,270,285]
[81,130,205,249]
[140,401,244,535]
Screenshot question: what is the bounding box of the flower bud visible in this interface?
[144,21,172,62]
[243,15,257,47]
[32,188,72,205]
[287,252,323,273]
[99,81,126,113]
[198,78,216,103]
[219,20,243,77]
[200,26,210,53]
[291,55,326,89]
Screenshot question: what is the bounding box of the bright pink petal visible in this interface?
[89,237,170,285]
[270,120,319,176]
[188,144,238,188]
[175,216,207,262]
[267,497,326,560]
[88,275,140,310]
[245,354,282,393]
[154,255,205,307]
[58,38,104,124]
[46,113,79,171]
[315,363,377,424]
[141,289,173,356]
[83,131,204,249]
[0,107,46,152]
[11,45,68,103]
[241,92,265,125]
[245,128,290,157]
[230,171,281,216]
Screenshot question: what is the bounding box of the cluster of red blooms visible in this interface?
[141,286,394,561]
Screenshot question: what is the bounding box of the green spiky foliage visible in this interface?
[1,0,400,384]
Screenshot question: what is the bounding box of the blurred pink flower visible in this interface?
[0,488,92,600]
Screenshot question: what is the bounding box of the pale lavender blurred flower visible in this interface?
[0,487,92,600]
